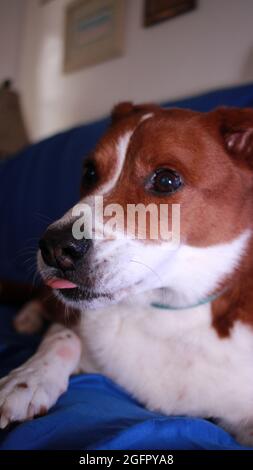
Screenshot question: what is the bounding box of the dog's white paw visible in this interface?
[0,362,67,428]
[13,300,45,334]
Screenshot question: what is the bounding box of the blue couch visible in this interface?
[0,83,253,450]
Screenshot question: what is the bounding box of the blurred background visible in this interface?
[0,0,253,144]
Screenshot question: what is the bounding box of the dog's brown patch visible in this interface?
[17,382,28,389]
[38,406,47,417]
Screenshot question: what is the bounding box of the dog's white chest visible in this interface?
[78,301,253,424]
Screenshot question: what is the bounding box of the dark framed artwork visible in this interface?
[144,0,197,27]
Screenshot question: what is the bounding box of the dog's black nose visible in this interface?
[39,226,91,271]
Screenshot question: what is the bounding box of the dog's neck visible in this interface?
[82,230,252,337]
[145,230,251,310]
[119,229,252,339]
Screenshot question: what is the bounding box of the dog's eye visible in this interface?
[148,168,182,195]
[82,160,97,188]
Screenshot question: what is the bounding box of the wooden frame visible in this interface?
[40,0,55,5]
[144,0,196,27]
[64,0,125,73]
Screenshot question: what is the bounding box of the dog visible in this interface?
[1,102,253,446]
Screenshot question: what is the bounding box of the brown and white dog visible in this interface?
[1,103,253,446]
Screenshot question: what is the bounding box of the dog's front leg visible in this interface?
[0,324,81,428]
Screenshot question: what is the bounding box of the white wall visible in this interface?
[0,0,26,87]
[18,0,253,140]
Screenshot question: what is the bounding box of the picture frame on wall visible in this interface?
[144,0,197,27]
[64,0,125,73]
[40,0,54,4]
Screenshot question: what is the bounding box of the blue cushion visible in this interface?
[0,82,253,450]
[164,82,253,111]
[0,306,250,450]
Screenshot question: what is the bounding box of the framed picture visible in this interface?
[40,0,54,4]
[144,0,196,27]
[64,0,125,73]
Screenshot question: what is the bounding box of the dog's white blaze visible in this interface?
[140,112,154,123]
[99,116,153,196]
[100,131,133,196]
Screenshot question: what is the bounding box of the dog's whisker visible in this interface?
[64,304,70,321]
[26,263,37,273]
[23,256,38,266]
[22,236,40,243]
[130,259,163,285]
[13,248,38,261]
[34,212,55,224]
[25,269,39,285]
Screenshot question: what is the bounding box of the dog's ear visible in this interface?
[218,107,253,165]
[111,101,159,125]
[111,102,135,124]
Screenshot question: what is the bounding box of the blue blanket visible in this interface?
[1,83,253,450]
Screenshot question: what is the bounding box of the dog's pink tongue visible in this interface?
[45,279,77,289]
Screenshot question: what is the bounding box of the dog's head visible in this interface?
[38,103,253,309]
